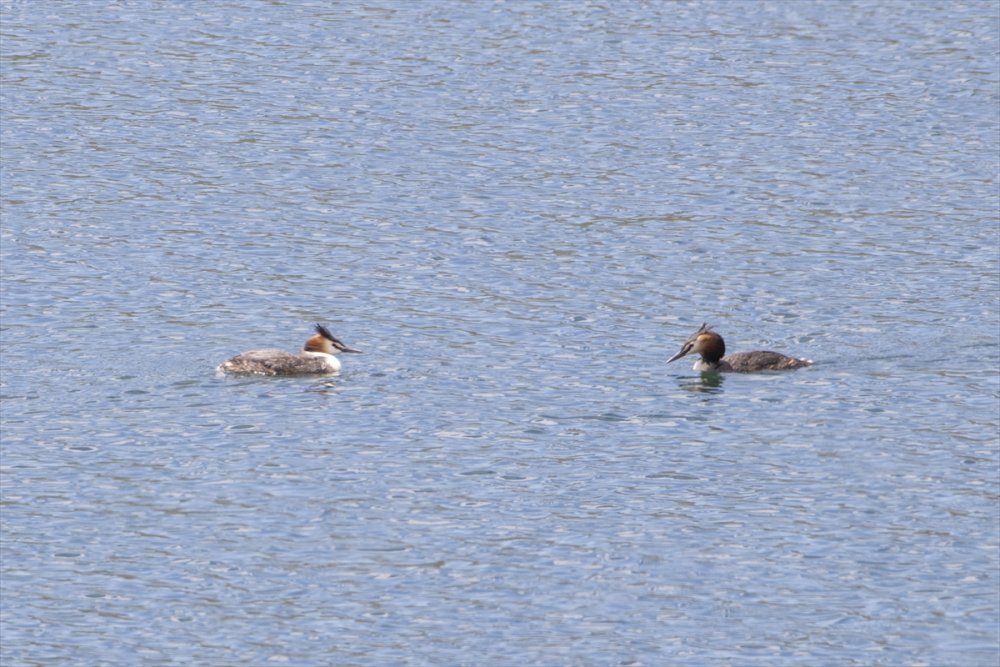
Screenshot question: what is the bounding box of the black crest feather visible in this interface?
[315,323,336,341]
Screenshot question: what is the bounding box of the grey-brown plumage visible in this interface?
[720,350,812,372]
[218,349,338,376]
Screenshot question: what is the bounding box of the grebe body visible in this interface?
[218,323,360,376]
[668,323,811,373]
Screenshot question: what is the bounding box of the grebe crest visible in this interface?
[218,323,361,376]
[667,323,812,373]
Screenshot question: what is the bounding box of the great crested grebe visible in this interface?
[218,323,361,376]
[667,323,812,372]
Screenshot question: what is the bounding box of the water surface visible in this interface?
[2,2,998,665]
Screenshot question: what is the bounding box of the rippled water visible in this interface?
[2,2,998,665]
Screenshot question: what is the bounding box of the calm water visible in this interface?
[2,1,998,665]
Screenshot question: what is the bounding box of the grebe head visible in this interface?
[667,323,725,366]
[304,323,362,356]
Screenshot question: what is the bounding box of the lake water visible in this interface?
[2,1,998,665]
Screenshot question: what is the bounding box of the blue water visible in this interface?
[2,2,998,665]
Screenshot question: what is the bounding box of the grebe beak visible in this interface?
[667,343,692,364]
[338,344,362,354]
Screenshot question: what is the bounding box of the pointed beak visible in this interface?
[667,346,690,364]
[341,346,362,354]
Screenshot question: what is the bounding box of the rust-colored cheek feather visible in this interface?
[303,334,330,354]
[696,332,725,362]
